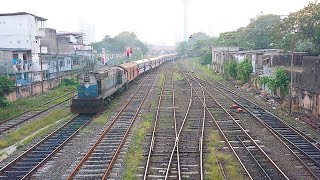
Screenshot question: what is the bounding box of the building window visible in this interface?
[16,73,22,80]
[10,41,12,44]
[17,40,21,43]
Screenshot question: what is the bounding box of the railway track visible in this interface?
[183,71,289,180]
[205,80,320,179]
[67,70,157,179]
[184,62,320,179]
[143,69,178,179]
[0,91,76,135]
[0,113,94,180]
[143,66,210,179]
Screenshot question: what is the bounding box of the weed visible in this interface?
[123,114,153,180]
[0,109,71,149]
[187,58,221,81]
[173,72,184,81]
[0,85,76,121]
[205,131,244,180]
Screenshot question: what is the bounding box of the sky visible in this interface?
[0,0,313,45]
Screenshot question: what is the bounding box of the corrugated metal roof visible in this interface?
[0,12,47,21]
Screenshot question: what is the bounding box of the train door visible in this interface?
[97,80,102,95]
[117,70,122,85]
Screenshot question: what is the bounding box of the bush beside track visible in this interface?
[0,84,76,122]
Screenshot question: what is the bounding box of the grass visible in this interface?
[0,85,76,121]
[123,113,153,179]
[173,72,184,81]
[123,71,164,179]
[92,98,120,125]
[188,57,221,81]
[0,108,72,149]
[205,131,245,180]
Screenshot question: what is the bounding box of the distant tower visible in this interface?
[182,0,188,41]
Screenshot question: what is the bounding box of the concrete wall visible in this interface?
[57,36,72,54]
[291,56,320,117]
[0,50,13,75]
[40,28,57,54]
[4,72,76,102]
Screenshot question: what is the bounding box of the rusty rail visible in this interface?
[184,71,290,179]
[143,70,166,180]
[67,72,156,180]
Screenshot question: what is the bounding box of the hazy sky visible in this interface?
[0,0,313,45]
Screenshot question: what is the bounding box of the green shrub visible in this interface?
[223,60,238,80]
[200,51,212,65]
[0,97,10,107]
[60,78,77,86]
[236,59,253,83]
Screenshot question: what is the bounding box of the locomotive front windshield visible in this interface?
[77,73,98,98]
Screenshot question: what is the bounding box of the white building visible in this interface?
[0,12,47,83]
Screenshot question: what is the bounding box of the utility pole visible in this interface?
[289,32,294,115]
[289,15,299,115]
[40,44,44,94]
[6,60,8,77]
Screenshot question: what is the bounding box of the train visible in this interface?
[71,53,178,114]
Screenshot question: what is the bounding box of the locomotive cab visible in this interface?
[71,72,104,114]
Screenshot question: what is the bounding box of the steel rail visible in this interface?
[163,82,193,180]
[185,71,290,180]
[193,75,289,179]
[0,113,96,180]
[164,70,181,180]
[199,80,205,180]
[197,76,320,147]
[0,94,75,135]
[0,90,76,125]
[198,78,320,179]
[236,135,271,180]
[101,73,156,179]
[67,71,156,180]
[143,70,166,180]
[217,160,228,180]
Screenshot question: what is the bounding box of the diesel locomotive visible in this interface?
[71,54,178,114]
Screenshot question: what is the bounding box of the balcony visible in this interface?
[13,62,34,73]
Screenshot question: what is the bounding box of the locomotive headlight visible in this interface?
[84,75,90,82]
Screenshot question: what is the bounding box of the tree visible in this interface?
[176,32,215,58]
[264,67,289,97]
[236,60,253,83]
[92,31,148,55]
[176,41,189,56]
[245,14,282,49]
[277,2,320,54]
[223,60,238,79]
[0,76,15,107]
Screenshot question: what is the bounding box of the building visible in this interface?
[291,56,320,117]
[212,47,240,73]
[40,28,58,55]
[0,12,47,84]
[0,50,13,76]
